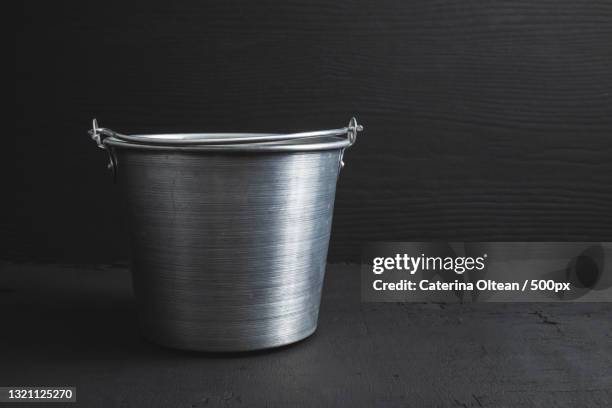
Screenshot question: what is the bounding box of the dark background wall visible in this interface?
[11,0,612,263]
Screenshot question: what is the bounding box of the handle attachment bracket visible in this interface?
[88,119,117,181]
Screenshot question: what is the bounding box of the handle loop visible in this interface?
[89,119,118,180]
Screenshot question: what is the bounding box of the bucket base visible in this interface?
[139,322,318,352]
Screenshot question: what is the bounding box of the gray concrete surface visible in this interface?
[1,262,611,407]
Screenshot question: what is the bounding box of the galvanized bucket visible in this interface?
[89,118,362,351]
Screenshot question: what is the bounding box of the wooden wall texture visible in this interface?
[11,0,612,263]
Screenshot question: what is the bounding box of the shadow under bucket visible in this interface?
[89,118,363,351]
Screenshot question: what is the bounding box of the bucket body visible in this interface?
[118,147,341,351]
[91,118,361,351]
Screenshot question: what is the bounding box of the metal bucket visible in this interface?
[89,118,363,351]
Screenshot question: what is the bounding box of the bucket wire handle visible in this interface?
[88,117,363,177]
[88,117,363,147]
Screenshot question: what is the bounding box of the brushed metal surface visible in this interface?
[116,147,343,351]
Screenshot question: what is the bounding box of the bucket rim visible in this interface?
[103,134,352,152]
